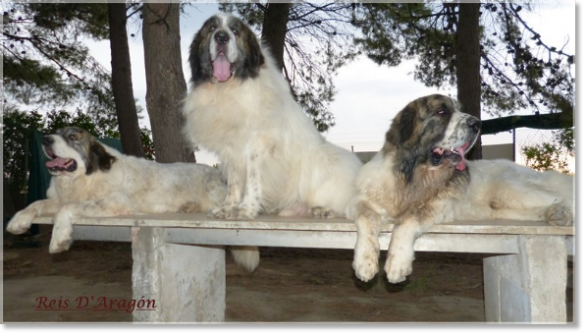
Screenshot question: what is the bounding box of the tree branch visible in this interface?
[482,112,571,135]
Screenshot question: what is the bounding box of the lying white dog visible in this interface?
[350,94,574,284]
[6,127,259,271]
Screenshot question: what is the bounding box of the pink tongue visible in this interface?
[213,54,231,82]
[46,158,71,169]
[455,147,466,171]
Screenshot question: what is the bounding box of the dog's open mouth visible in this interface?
[430,142,469,171]
[45,151,77,173]
[212,51,233,82]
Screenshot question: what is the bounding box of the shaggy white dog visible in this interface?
[6,127,259,271]
[182,13,362,220]
[349,94,574,283]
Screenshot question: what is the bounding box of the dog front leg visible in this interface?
[209,164,244,219]
[385,203,445,284]
[49,194,134,253]
[352,200,384,282]
[235,137,266,220]
[6,198,60,234]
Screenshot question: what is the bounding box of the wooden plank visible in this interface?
[33,213,574,236]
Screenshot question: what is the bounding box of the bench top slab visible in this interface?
[33,213,573,236]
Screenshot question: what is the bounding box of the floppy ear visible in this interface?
[386,105,416,147]
[245,32,265,70]
[234,30,265,79]
[188,32,212,85]
[86,141,116,175]
[385,105,422,184]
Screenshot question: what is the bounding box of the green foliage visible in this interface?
[2,3,114,111]
[2,107,45,197]
[522,141,571,174]
[351,3,574,118]
[521,127,573,174]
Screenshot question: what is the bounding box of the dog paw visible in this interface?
[235,206,258,220]
[49,223,73,254]
[6,211,35,235]
[352,241,380,282]
[384,252,414,284]
[209,206,238,219]
[179,201,202,213]
[545,203,573,227]
[311,206,335,219]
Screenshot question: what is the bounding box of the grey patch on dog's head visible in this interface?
[56,127,116,175]
[188,13,265,87]
[384,94,480,183]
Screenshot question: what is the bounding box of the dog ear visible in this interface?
[245,32,265,71]
[188,32,211,85]
[86,141,116,175]
[386,105,416,147]
[385,104,422,184]
[233,29,265,80]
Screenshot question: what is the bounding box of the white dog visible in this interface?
[6,127,259,271]
[182,13,362,220]
[349,94,574,283]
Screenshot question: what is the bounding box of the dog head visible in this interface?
[42,127,116,177]
[385,94,481,182]
[188,13,265,87]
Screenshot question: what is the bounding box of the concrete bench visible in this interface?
[33,214,574,323]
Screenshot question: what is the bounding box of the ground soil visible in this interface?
[2,226,573,323]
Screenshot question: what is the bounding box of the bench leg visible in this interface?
[483,235,568,323]
[131,227,225,322]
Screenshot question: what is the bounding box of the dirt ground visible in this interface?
[2,226,574,323]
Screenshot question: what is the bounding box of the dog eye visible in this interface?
[68,134,77,141]
[436,110,447,116]
[231,28,239,36]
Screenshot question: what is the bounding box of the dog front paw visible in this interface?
[311,206,335,219]
[49,223,74,254]
[235,206,258,220]
[209,206,238,220]
[353,240,380,282]
[384,252,414,284]
[545,203,573,227]
[6,211,35,235]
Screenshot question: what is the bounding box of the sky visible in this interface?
[81,1,576,164]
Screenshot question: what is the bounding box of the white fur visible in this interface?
[6,131,260,272]
[350,101,574,283]
[182,16,362,219]
[352,155,574,283]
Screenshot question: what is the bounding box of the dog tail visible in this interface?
[231,246,260,272]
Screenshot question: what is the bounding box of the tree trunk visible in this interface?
[142,3,194,163]
[261,3,291,72]
[455,3,482,160]
[108,3,144,158]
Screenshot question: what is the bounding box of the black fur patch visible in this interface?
[188,16,218,86]
[386,105,416,147]
[87,141,116,175]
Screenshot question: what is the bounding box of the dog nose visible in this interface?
[468,119,481,134]
[214,31,229,45]
[42,136,54,146]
